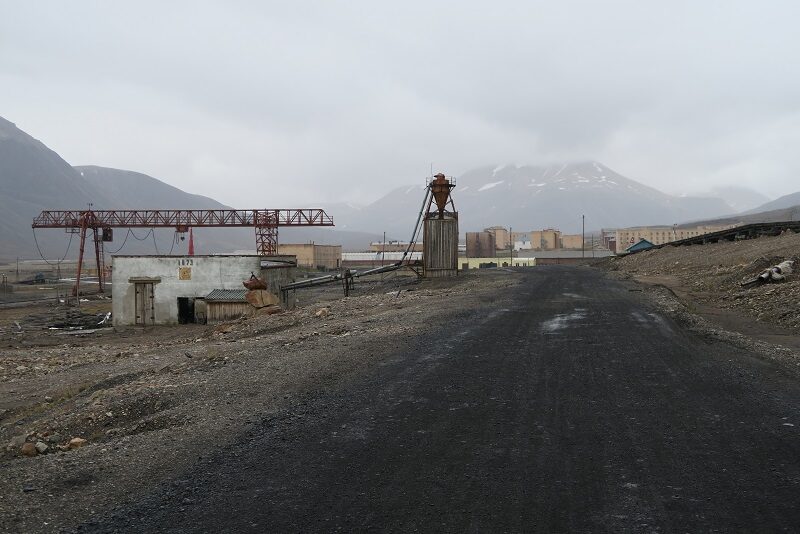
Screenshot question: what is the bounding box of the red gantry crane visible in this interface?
[32,208,334,296]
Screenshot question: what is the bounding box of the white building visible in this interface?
[111,255,296,326]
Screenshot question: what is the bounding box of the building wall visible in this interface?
[466,231,496,257]
[341,251,422,268]
[530,230,561,250]
[560,234,584,249]
[484,226,510,249]
[615,225,735,250]
[277,244,341,269]
[112,255,295,326]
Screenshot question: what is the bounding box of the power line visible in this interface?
[31,228,74,266]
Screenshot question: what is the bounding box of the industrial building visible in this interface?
[341,252,422,268]
[111,255,296,326]
[277,244,341,270]
[423,174,459,277]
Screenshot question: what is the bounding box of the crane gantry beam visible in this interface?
[32,209,333,229]
[32,208,334,296]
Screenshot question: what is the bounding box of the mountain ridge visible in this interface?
[331,161,736,238]
[1,115,764,259]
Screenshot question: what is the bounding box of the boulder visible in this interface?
[20,442,37,457]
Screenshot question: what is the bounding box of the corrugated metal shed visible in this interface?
[205,289,248,302]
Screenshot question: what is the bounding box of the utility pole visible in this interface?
[509,226,513,266]
[581,215,585,259]
[16,257,19,281]
[382,231,386,267]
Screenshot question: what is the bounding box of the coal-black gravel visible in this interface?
[79,266,800,533]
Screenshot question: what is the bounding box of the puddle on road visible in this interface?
[630,311,673,336]
[541,308,588,333]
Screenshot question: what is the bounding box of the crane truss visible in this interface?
[32,209,334,296]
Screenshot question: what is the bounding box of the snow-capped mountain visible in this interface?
[336,162,735,238]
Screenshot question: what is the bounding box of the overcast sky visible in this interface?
[2,1,799,206]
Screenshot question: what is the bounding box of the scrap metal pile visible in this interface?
[741,260,795,287]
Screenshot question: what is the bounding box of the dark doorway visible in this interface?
[177,297,195,324]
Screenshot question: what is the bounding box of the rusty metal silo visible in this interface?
[423,173,459,277]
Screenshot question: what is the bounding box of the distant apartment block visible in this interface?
[615,225,737,250]
[466,232,497,258]
[484,226,510,249]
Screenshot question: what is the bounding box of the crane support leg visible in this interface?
[74,222,88,297]
[254,211,278,256]
[93,227,106,293]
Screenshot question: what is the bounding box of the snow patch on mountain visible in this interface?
[478,180,504,192]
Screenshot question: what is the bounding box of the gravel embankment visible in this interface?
[606,231,800,330]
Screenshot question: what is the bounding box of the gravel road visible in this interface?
[79,266,800,533]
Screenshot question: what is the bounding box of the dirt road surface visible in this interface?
[69,266,800,533]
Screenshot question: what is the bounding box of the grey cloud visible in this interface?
[1,1,799,207]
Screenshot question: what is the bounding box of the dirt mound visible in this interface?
[607,231,800,330]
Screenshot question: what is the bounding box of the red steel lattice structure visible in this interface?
[32,209,334,296]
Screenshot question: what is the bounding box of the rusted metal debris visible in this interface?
[243,272,268,291]
[741,260,795,287]
[429,173,456,219]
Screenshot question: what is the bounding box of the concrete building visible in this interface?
[277,244,341,270]
[485,226,510,249]
[560,234,584,249]
[466,231,496,257]
[615,225,736,250]
[530,229,561,250]
[111,255,296,326]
